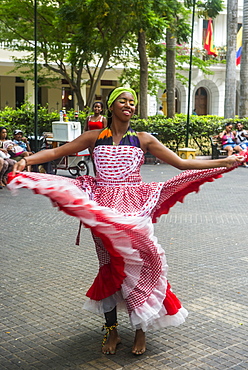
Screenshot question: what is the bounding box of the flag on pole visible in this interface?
[204,19,218,57]
[236,26,242,66]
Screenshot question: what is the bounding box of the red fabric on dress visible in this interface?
[7,146,245,331]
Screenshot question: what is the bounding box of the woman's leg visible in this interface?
[2,159,16,184]
[102,307,121,355]
[0,158,3,188]
[234,145,243,153]
[132,329,146,355]
[224,145,233,156]
[0,158,8,187]
[104,307,117,327]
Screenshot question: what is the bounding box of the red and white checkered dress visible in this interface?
[7,145,240,331]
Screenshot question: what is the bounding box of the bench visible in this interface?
[210,136,227,159]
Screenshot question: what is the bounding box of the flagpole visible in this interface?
[34,0,38,152]
[185,0,196,147]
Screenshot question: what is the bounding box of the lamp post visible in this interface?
[185,0,196,147]
[177,0,197,160]
[34,0,38,152]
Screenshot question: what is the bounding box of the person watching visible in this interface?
[13,129,32,154]
[84,102,107,131]
[218,123,243,156]
[234,122,248,150]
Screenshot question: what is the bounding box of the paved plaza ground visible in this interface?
[0,162,248,369]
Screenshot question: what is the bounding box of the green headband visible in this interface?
[107,87,138,108]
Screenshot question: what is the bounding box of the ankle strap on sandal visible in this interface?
[101,322,118,346]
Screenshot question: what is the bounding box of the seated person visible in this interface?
[3,140,31,171]
[0,154,16,187]
[218,123,243,156]
[234,122,248,149]
[4,140,27,158]
[13,129,32,154]
[3,141,27,158]
[0,157,8,189]
[0,147,11,159]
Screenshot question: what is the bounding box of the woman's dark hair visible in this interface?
[0,126,7,138]
[106,88,116,127]
[225,122,233,127]
[106,109,112,127]
[93,101,104,113]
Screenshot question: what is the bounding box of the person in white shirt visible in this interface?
[234,122,248,149]
[157,106,164,115]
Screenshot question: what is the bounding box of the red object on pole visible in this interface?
[204,19,218,57]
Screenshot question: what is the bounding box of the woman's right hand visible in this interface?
[12,158,27,175]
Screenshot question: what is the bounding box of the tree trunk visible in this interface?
[166,29,176,118]
[239,0,248,117]
[44,62,85,111]
[224,0,238,118]
[86,54,110,108]
[138,30,148,119]
[74,87,85,111]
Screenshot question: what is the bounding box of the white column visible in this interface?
[25,80,34,104]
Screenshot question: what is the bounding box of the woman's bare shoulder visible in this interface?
[81,128,104,147]
[137,131,156,143]
[137,131,156,152]
[137,131,151,138]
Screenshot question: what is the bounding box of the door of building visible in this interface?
[194,87,207,115]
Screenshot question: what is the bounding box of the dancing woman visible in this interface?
[9,87,244,356]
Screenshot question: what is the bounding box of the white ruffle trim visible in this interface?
[83,297,188,331]
[8,173,188,332]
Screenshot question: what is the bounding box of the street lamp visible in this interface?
[185,0,196,147]
[34,0,38,152]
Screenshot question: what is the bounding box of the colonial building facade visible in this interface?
[0,0,243,117]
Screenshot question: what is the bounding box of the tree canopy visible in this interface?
[0,0,225,115]
[0,0,193,111]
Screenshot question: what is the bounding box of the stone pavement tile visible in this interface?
[1,165,248,369]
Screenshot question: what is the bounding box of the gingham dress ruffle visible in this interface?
[7,145,241,331]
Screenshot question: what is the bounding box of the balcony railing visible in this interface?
[0,40,227,63]
[177,44,227,61]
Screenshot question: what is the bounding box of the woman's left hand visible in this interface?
[12,158,27,175]
[224,154,245,168]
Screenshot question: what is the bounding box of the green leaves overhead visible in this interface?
[0,0,223,110]
[184,0,223,19]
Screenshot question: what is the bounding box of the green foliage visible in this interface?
[0,0,196,109]
[184,0,223,19]
[131,114,248,155]
[1,104,248,155]
[197,0,224,19]
[0,103,87,137]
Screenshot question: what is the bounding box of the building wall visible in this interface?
[167,1,243,117]
[0,1,243,117]
[0,76,15,109]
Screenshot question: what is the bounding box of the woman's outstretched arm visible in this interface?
[138,132,245,170]
[12,130,99,174]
